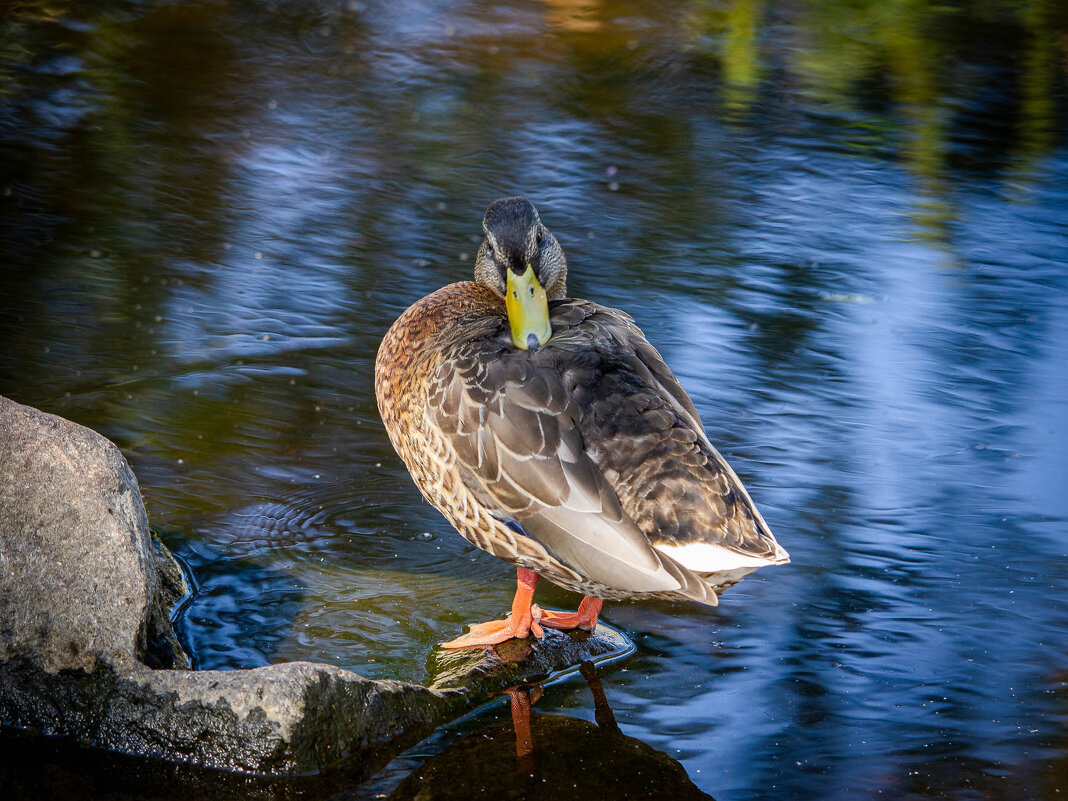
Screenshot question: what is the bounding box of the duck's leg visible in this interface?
[440,567,546,649]
[534,596,603,631]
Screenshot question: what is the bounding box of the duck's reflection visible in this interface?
[389,662,715,800]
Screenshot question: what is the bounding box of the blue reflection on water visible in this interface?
[0,1,1066,798]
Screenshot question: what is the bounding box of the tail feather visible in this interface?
[655,550,719,607]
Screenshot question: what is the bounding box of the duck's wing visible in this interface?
[545,300,788,572]
[428,334,717,603]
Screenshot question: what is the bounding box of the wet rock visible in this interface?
[428,625,632,693]
[0,395,632,776]
[0,395,186,673]
[0,654,457,775]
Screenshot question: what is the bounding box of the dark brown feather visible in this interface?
[532,299,782,562]
[377,280,784,604]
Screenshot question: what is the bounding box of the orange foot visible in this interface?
[440,612,545,649]
[441,567,545,650]
[533,595,603,632]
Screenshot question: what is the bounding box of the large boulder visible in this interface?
[0,395,630,776]
[0,395,185,673]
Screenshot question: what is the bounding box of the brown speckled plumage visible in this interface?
[375,234,788,606]
[376,282,575,584]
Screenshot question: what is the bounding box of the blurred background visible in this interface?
[1,0,1066,798]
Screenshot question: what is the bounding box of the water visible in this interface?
[2,0,1066,798]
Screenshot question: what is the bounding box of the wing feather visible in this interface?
[427,297,783,602]
[429,334,717,602]
[543,300,786,565]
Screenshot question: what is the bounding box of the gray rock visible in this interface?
[0,395,185,672]
[0,395,632,777]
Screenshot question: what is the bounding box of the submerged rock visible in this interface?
[0,395,631,776]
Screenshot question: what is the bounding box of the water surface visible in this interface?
[1,1,1066,798]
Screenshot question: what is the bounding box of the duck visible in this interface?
[375,196,788,649]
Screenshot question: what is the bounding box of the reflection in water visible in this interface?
[1,0,1066,798]
[389,663,715,801]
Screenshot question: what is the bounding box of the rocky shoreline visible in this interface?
[0,395,630,776]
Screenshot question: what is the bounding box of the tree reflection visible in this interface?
[681,0,1066,239]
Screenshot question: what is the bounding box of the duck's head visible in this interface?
[474,196,568,351]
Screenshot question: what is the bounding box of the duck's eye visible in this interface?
[536,229,543,246]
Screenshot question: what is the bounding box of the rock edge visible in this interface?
[0,395,630,776]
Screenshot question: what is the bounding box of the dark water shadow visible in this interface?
[382,662,714,801]
[0,726,290,801]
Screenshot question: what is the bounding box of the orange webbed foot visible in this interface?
[440,609,545,650]
[441,566,546,650]
[532,596,603,632]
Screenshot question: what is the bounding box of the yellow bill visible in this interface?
[506,264,552,350]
